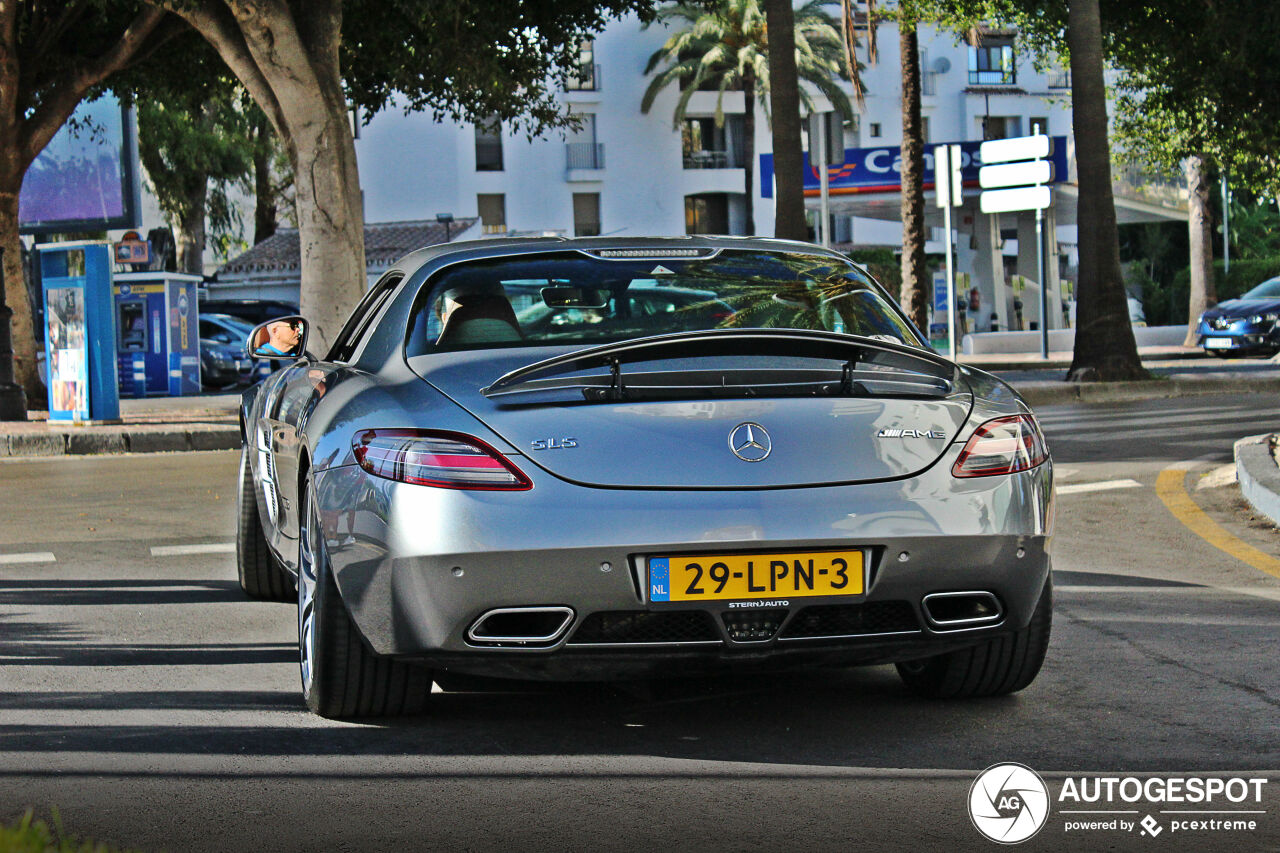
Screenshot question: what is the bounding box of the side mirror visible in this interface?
[248,315,309,360]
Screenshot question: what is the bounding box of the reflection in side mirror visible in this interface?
[247,315,309,360]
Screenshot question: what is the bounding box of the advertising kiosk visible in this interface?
[37,241,119,422]
[112,272,202,397]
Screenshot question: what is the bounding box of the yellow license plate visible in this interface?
[648,550,864,603]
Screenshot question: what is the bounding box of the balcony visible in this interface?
[566,142,605,179]
[1047,69,1070,89]
[683,150,744,169]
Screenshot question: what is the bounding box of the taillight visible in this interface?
[952,414,1048,478]
[352,429,532,490]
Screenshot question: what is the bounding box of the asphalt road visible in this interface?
[1,393,1279,852]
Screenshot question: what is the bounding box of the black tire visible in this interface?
[298,476,432,718]
[897,575,1052,699]
[236,447,293,601]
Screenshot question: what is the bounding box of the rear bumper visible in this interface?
[313,443,1053,677]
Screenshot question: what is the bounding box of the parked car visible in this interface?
[199,313,259,391]
[198,295,299,328]
[1195,276,1280,357]
[236,237,1053,718]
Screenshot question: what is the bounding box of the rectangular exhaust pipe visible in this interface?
[467,606,575,645]
[921,591,1003,629]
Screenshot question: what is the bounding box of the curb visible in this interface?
[1235,433,1280,528]
[1017,375,1280,409]
[2,426,239,458]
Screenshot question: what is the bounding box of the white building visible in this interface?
[242,11,1185,334]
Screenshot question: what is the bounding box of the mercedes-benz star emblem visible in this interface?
[728,422,772,462]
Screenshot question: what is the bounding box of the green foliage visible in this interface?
[342,0,659,135]
[639,0,855,125]
[844,247,901,300]
[1167,257,1280,325]
[0,808,135,853]
[1118,222,1186,326]
[1227,200,1280,261]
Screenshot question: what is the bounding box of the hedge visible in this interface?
[1167,256,1280,324]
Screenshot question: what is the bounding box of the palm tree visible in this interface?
[642,0,856,237]
[1066,0,1146,380]
[897,9,928,334]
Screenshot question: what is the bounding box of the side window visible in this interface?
[328,273,403,362]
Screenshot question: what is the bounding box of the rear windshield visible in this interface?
[405,249,921,355]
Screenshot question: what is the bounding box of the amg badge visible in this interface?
[878,428,946,439]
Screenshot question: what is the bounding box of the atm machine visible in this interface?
[111,272,203,396]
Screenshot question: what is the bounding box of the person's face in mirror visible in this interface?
[259,320,302,355]
[272,320,302,352]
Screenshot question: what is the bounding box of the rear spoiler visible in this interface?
[481,328,958,401]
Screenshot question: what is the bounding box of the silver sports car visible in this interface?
[237,237,1053,718]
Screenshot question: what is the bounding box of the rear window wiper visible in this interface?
[481,328,958,401]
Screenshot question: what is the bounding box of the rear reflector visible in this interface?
[352,429,531,490]
[952,414,1048,478]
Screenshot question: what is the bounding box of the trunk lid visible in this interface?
[408,331,973,489]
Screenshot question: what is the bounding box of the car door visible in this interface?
[262,273,404,559]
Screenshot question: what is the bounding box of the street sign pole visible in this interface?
[935,143,962,359]
[944,200,956,359]
[1036,202,1047,358]
[979,131,1055,359]
[818,119,830,248]
[1033,123,1048,359]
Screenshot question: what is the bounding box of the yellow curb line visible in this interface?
[1155,466,1280,580]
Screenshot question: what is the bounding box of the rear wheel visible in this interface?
[298,475,432,718]
[236,447,293,601]
[897,576,1052,699]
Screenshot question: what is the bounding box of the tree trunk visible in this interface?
[1065,0,1146,381]
[0,184,37,403]
[898,21,928,334]
[1184,154,1216,346]
[742,72,757,236]
[175,180,208,275]
[286,98,365,353]
[764,0,807,241]
[253,113,279,244]
[178,2,364,355]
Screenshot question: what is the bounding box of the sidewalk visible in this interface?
[957,344,1204,372]
[0,344,1275,457]
[0,393,239,457]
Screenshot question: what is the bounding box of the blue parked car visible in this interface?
[1196,277,1280,357]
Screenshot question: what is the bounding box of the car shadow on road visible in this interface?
[0,578,248,606]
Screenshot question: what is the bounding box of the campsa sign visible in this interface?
[758,136,1068,198]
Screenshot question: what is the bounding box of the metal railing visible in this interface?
[566,142,605,170]
[969,67,1016,85]
[1047,68,1070,89]
[683,150,742,169]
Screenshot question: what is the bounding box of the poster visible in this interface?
[46,286,89,420]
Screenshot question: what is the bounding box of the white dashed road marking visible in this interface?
[0,552,56,564]
[1056,479,1143,495]
[150,543,236,557]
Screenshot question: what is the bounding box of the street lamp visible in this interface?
[436,212,454,243]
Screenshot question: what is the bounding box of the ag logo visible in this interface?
[968,763,1050,844]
